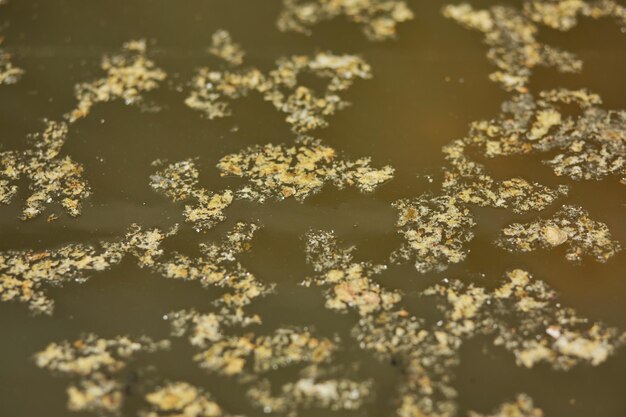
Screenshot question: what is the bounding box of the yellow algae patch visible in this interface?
[153,223,273,328]
[0,1,23,85]
[208,30,245,66]
[35,334,169,415]
[497,205,622,263]
[0,224,175,314]
[0,120,91,220]
[444,3,581,92]
[150,159,233,232]
[277,0,414,41]
[469,394,543,417]
[391,194,475,273]
[0,39,22,85]
[305,230,400,316]
[305,230,461,417]
[193,328,336,376]
[524,0,626,30]
[186,51,372,133]
[425,269,625,370]
[67,39,166,123]
[218,138,393,202]
[143,382,225,417]
[447,89,625,183]
[247,365,372,415]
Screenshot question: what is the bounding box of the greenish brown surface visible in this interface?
[0,1,625,417]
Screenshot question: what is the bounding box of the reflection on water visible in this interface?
[0,1,625,417]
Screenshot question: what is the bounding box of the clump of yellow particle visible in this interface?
[277,0,414,41]
[67,40,166,123]
[0,39,23,85]
[0,224,175,314]
[0,1,23,85]
[496,205,622,263]
[0,120,91,220]
[444,1,626,92]
[217,137,394,202]
[208,29,245,66]
[424,269,625,370]
[447,89,625,183]
[468,394,543,417]
[35,334,169,415]
[186,50,372,133]
[150,159,233,232]
[142,382,227,417]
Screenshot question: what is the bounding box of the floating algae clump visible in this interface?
[150,159,233,232]
[35,334,169,414]
[151,222,273,324]
[208,29,245,66]
[170,309,369,416]
[468,394,543,417]
[0,224,175,314]
[523,0,626,30]
[0,120,91,220]
[303,231,400,316]
[443,3,581,92]
[192,328,336,376]
[449,89,625,184]
[389,98,574,273]
[496,205,622,263]
[186,51,372,133]
[305,230,466,417]
[391,194,476,273]
[0,1,23,85]
[424,269,625,370]
[277,0,414,41]
[445,1,626,91]
[217,138,394,202]
[247,365,372,416]
[67,39,166,123]
[306,232,625,416]
[143,382,229,417]
[0,39,23,85]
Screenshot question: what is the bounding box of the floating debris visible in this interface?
[0,1,23,84]
[247,365,372,416]
[150,159,233,232]
[496,205,622,263]
[192,328,336,376]
[143,382,228,417]
[67,40,166,123]
[186,52,372,133]
[524,0,626,31]
[391,194,476,273]
[444,172,569,214]
[0,38,23,85]
[208,30,245,66]
[277,0,414,41]
[217,138,394,203]
[170,308,366,416]
[444,3,580,91]
[152,222,273,326]
[448,89,625,183]
[0,120,91,220]
[305,230,462,417]
[424,269,625,370]
[469,394,543,417]
[304,230,400,316]
[35,334,169,414]
[445,1,626,91]
[0,224,174,314]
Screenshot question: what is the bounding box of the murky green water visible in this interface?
[1,1,625,417]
